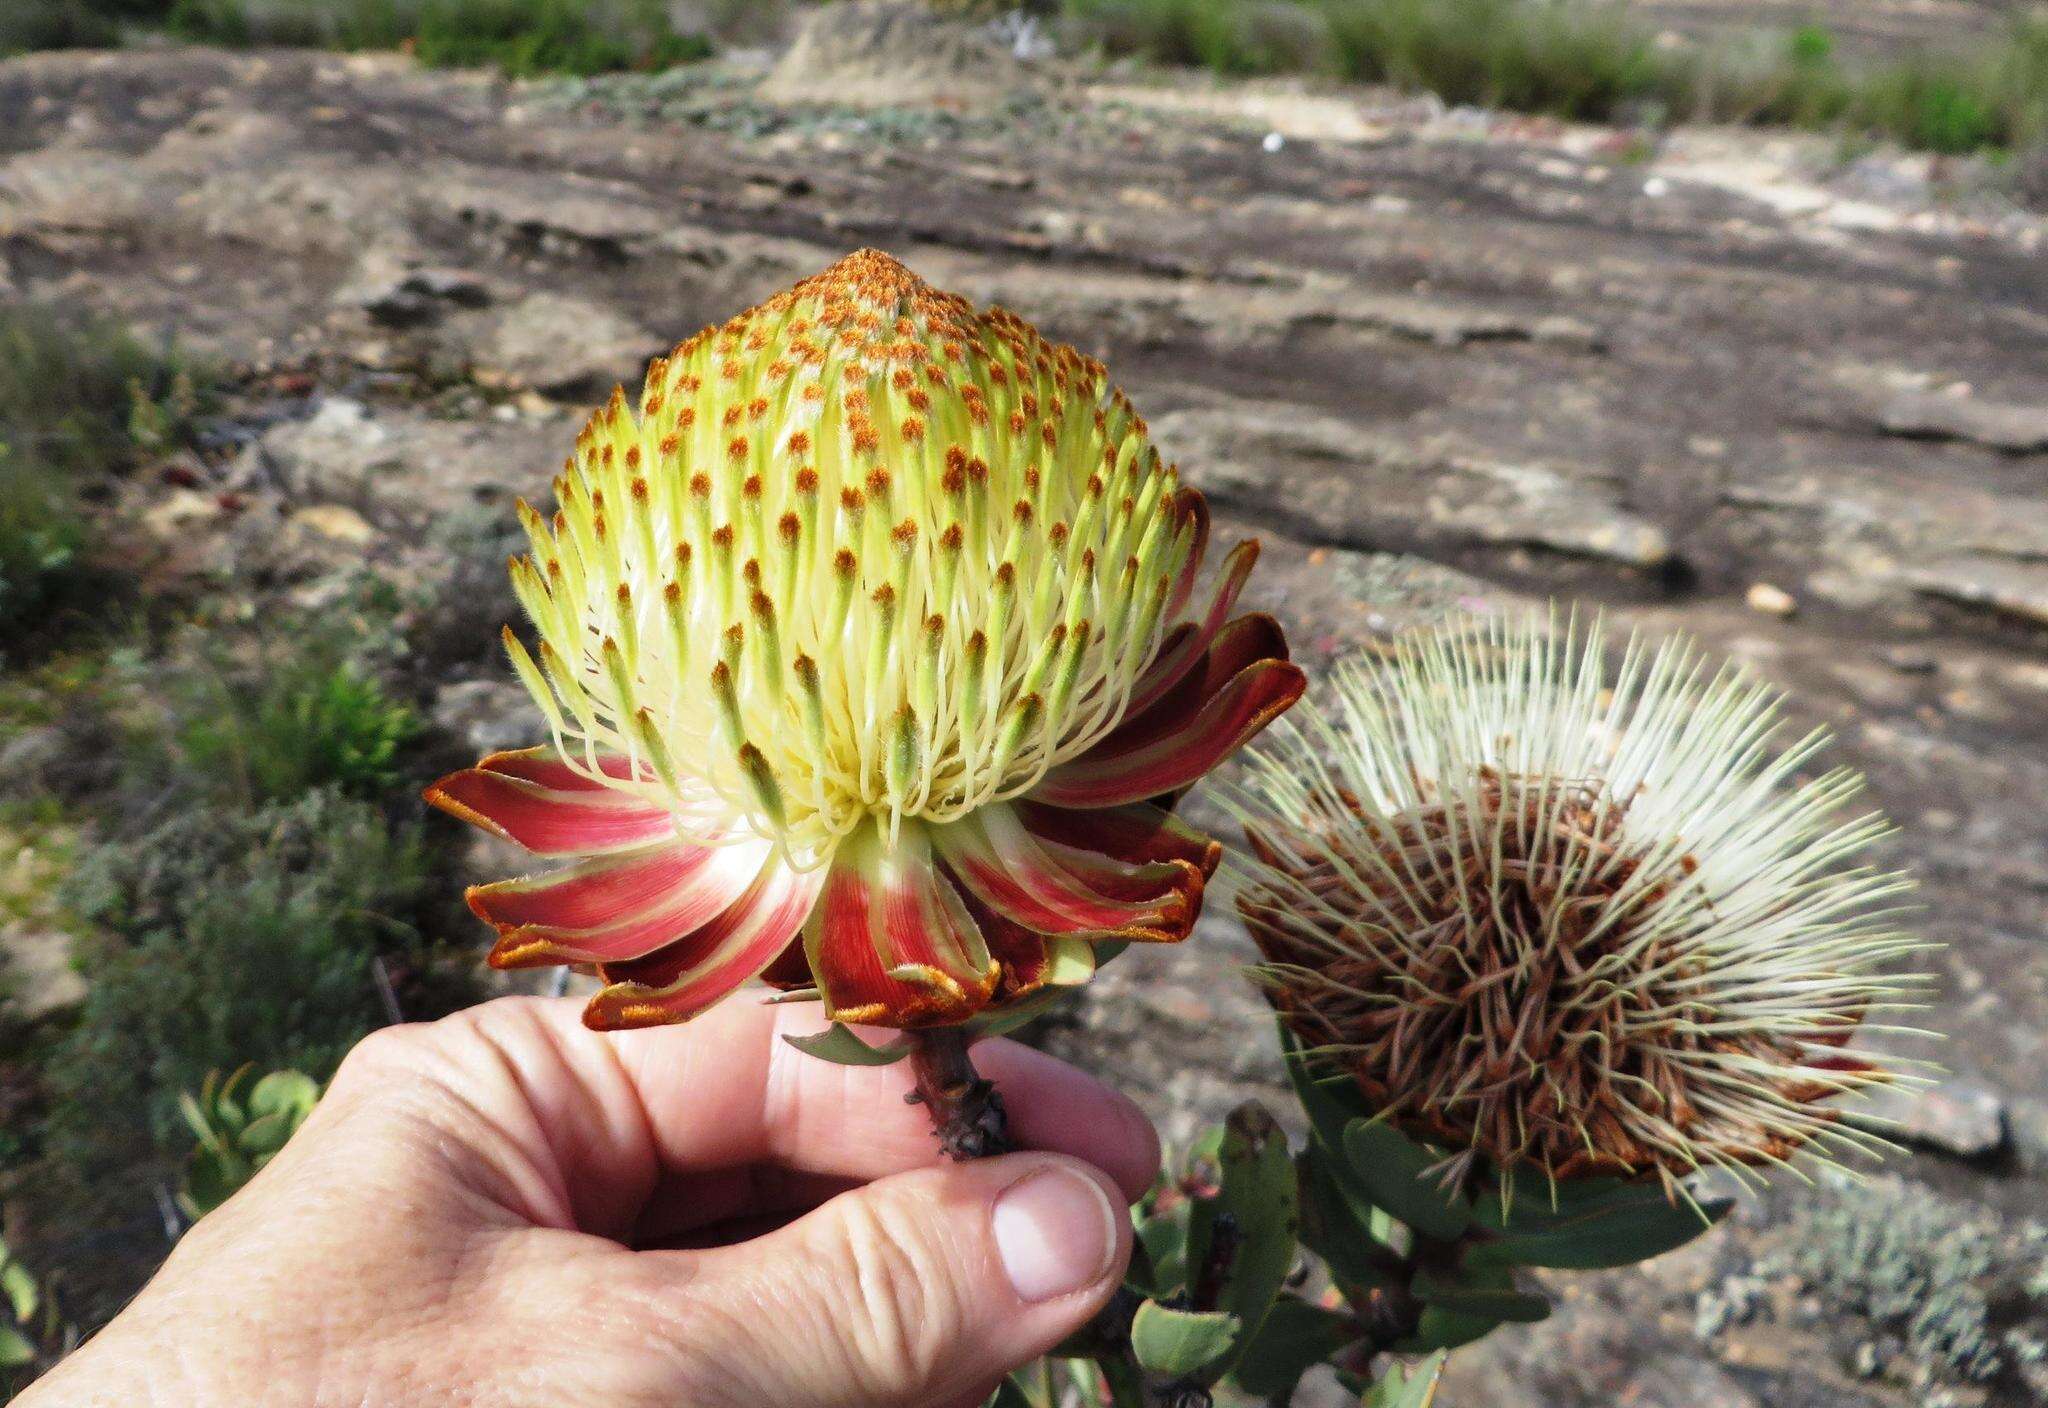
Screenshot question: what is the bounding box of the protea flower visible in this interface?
[427,250,1303,1032]
[1224,613,1923,1189]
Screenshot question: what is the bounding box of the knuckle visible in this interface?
[828,1192,960,1394]
[328,1022,433,1091]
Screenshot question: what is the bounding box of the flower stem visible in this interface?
[905,1027,1012,1160]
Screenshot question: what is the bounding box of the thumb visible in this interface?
[673,1152,1131,1408]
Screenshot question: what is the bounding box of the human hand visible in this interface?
[20,997,1158,1408]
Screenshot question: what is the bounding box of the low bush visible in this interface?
[47,788,425,1170]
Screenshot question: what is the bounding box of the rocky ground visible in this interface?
[3,23,2046,1408]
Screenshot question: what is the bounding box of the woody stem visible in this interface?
[905,1027,1012,1160]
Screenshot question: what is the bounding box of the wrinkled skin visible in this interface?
[20,997,1155,1408]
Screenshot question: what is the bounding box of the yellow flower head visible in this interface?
[430,251,1304,1030]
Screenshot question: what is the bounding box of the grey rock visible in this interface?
[0,727,68,793]
[1875,391,2048,454]
[1866,1077,2007,1160]
[479,293,660,395]
[1323,288,1604,351]
[361,266,492,327]
[0,925,86,1021]
[1156,404,1670,572]
[428,169,668,249]
[1908,559,2048,631]
[432,680,539,758]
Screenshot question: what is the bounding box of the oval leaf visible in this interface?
[1227,1297,1356,1400]
[1389,1304,1507,1353]
[0,1324,37,1368]
[1297,1144,1404,1299]
[1465,1195,1732,1271]
[1184,1103,1299,1381]
[249,1070,320,1121]
[1279,1028,1373,1150]
[781,1024,913,1066]
[1,1260,37,1324]
[1365,1349,1449,1406]
[1130,1301,1240,1377]
[1410,1266,1551,1323]
[1341,1119,1471,1241]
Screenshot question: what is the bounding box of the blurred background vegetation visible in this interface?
[0,307,483,1382]
[1,0,2044,155]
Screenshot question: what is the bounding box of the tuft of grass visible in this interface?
[159,0,710,75]
[1066,0,2048,160]
[1321,0,1665,123]
[0,306,208,650]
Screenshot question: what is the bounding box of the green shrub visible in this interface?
[162,0,709,74]
[47,789,424,1168]
[1776,1178,2027,1382]
[1068,0,1325,76]
[0,1,122,55]
[140,619,421,807]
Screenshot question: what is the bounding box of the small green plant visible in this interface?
[1789,24,1835,67]
[0,1237,65,1385]
[177,1066,321,1218]
[145,622,421,807]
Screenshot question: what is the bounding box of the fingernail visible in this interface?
[993,1166,1117,1303]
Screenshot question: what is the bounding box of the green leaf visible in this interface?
[1364,1349,1449,1406]
[780,1024,912,1067]
[1465,1195,1732,1271]
[1120,1199,1176,1299]
[1410,1266,1551,1323]
[1226,1296,1355,1399]
[248,1070,319,1122]
[1129,1301,1240,1377]
[1390,1305,1505,1353]
[986,1374,1037,1408]
[0,1324,36,1368]
[0,1260,36,1324]
[180,1149,252,1219]
[1297,1144,1403,1299]
[238,1111,297,1159]
[1183,1102,1299,1382]
[1138,1201,1190,1296]
[1279,1027,1373,1151]
[1341,1119,1471,1241]
[177,1091,227,1152]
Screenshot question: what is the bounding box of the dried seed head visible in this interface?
[1222,613,1927,1192]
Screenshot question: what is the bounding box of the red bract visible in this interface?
[427,251,1302,1031]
